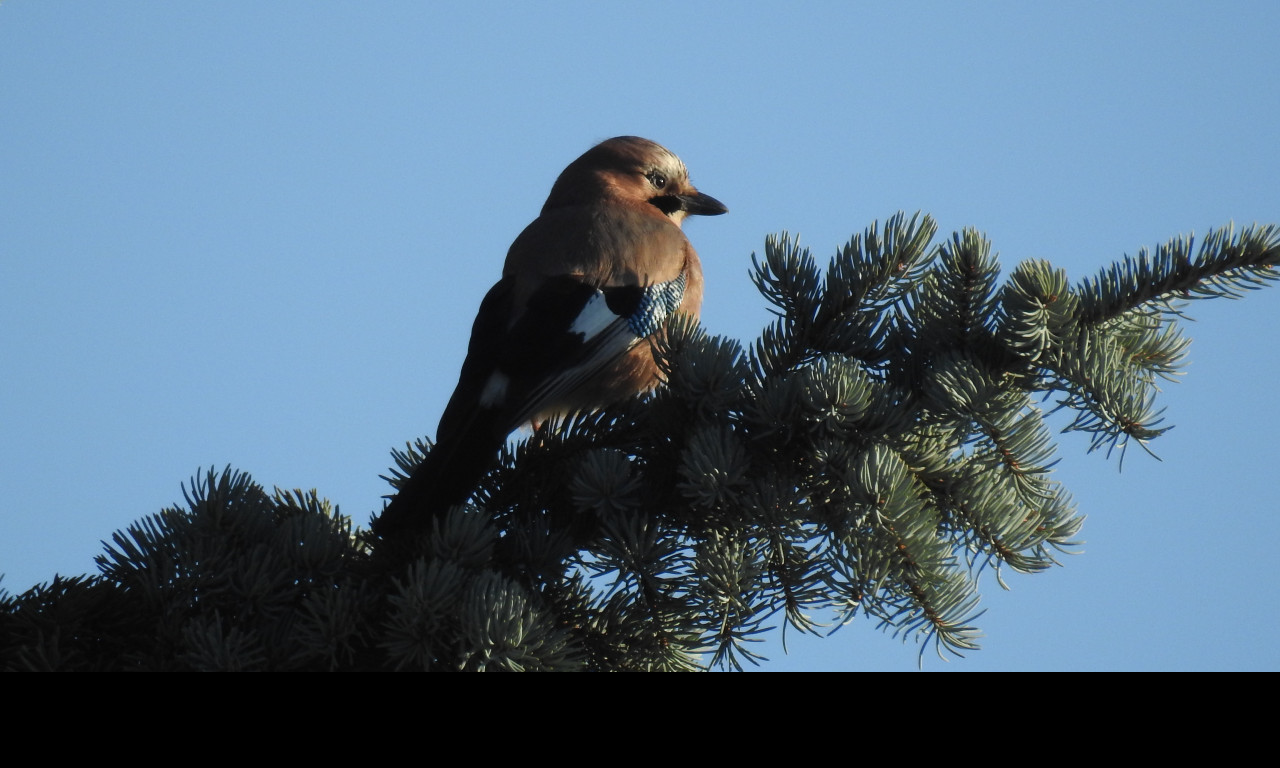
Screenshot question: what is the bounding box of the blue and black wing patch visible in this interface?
[502,272,687,427]
[601,271,687,338]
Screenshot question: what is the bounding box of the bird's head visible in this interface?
[542,136,727,225]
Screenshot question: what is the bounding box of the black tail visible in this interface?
[372,407,510,540]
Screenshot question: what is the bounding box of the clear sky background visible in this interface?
[2,2,1277,671]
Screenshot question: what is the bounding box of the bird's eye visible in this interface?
[647,171,667,189]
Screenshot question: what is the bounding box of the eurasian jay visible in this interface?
[375,136,726,536]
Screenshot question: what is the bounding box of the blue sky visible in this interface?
[2,2,1277,671]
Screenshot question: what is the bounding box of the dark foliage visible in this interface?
[4,215,1276,670]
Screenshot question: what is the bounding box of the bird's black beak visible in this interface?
[677,191,728,216]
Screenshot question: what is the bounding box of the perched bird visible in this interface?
[376,136,726,536]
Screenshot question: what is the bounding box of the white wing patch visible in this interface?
[478,371,510,408]
[567,291,619,341]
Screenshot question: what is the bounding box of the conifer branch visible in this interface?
[4,217,1275,671]
[1077,223,1280,325]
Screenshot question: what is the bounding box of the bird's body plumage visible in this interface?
[375,137,725,537]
